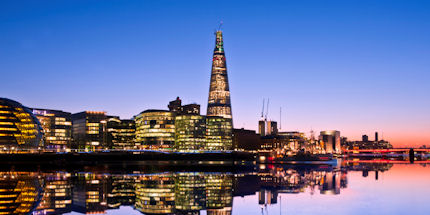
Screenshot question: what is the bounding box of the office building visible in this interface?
[107,117,136,150]
[71,111,108,151]
[175,114,206,152]
[206,116,233,151]
[134,110,175,150]
[207,30,233,120]
[0,98,42,149]
[32,108,72,150]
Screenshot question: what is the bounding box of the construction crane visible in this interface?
[261,98,265,119]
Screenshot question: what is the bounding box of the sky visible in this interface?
[1,0,429,147]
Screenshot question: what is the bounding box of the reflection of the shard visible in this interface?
[0,172,43,215]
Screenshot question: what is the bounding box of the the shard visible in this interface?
[207,30,232,119]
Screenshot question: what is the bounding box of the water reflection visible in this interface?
[0,162,421,214]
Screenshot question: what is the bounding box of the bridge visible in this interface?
[343,148,430,154]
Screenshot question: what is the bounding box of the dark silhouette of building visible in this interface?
[233,128,260,151]
[71,111,108,151]
[362,135,369,142]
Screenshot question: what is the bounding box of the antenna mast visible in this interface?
[279,107,282,131]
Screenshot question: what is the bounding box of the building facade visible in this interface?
[0,98,42,150]
[207,30,232,120]
[71,111,108,151]
[32,108,72,150]
[175,115,206,152]
[319,130,341,154]
[206,116,233,151]
[107,118,136,150]
[134,110,175,150]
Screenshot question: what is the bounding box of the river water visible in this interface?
[1,161,429,214]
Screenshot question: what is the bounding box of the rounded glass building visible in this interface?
[0,98,42,149]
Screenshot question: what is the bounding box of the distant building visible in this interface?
[134,110,175,150]
[319,130,341,154]
[71,111,108,151]
[206,116,233,151]
[32,108,72,150]
[258,120,278,136]
[278,131,307,152]
[342,131,392,150]
[233,128,260,151]
[0,98,42,149]
[168,97,200,115]
[168,97,182,113]
[107,117,136,150]
[362,135,369,142]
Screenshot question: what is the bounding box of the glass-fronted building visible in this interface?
[206,116,233,151]
[175,115,206,152]
[71,111,108,151]
[134,110,175,150]
[107,118,136,150]
[0,98,42,150]
[31,108,72,151]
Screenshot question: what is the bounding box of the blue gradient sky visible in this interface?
[1,0,429,146]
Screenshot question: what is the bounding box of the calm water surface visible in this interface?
[2,162,429,215]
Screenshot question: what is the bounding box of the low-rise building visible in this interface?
[32,108,72,150]
[134,110,175,150]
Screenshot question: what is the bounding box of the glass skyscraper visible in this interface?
[207,30,232,120]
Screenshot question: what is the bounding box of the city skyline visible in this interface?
[1,1,429,147]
